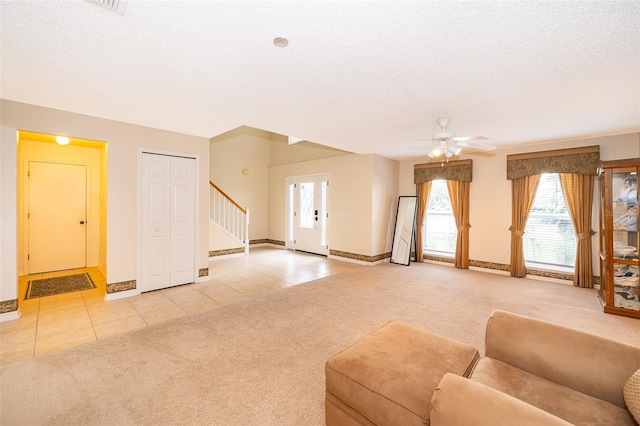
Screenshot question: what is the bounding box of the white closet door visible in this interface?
[141,153,195,292]
[169,157,196,286]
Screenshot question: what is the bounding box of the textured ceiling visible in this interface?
[1,1,639,160]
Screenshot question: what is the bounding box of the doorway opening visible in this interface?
[285,173,330,256]
[17,131,107,293]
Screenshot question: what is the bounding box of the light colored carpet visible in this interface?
[1,261,639,425]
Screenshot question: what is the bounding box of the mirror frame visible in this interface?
[390,196,418,266]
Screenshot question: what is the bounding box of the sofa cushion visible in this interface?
[470,357,636,426]
[431,373,573,426]
[625,368,640,423]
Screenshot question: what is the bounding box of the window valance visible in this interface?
[414,159,472,183]
[506,145,600,180]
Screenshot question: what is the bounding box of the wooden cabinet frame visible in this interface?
[597,158,640,319]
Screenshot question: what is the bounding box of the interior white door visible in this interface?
[140,153,196,292]
[169,157,196,286]
[28,161,87,273]
[291,174,329,255]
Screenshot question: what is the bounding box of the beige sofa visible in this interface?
[431,310,640,425]
[326,310,640,425]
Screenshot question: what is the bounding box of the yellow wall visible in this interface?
[17,137,104,275]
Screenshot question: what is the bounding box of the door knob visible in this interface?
[80,220,86,225]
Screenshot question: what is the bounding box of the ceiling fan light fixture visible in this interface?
[417,118,494,160]
[444,147,454,158]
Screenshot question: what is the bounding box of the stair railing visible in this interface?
[209,181,249,255]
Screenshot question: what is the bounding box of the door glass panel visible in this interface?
[611,171,639,311]
[321,180,328,246]
[299,182,314,229]
[288,183,295,240]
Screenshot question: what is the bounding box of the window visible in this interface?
[523,173,577,268]
[424,180,457,254]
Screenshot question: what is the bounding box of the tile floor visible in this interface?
[0,247,363,366]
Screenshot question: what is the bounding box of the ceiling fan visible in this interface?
[412,118,496,159]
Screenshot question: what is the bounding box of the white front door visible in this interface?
[28,161,87,273]
[140,152,196,292]
[287,174,329,256]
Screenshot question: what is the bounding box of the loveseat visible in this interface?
[432,310,640,425]
[325,310,640,425]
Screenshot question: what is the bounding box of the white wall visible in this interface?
[0,126,18,306]
[209,126,353,252]
[399,133,640,269]
[268,154,398,257]
[371,155,399,255]
[209,220,245,251]
[0,100,210,300]
[269,133,351,166]
[210,127,271,242]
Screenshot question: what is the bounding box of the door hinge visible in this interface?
[28,212,30,219]
[27,254,30,260]
[28,171,30,177]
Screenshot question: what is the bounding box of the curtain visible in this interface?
[415,181,432,262]
[559,173,595,288]
[510,175,540,277]
[447,180,471,269]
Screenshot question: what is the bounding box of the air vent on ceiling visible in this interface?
[85,0,128,15]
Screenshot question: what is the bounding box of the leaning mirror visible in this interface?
[390,196,418,266]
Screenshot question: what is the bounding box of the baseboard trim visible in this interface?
[105,288,140,301]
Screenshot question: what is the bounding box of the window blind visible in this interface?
[425,180,457,254]
[523,173,577,267]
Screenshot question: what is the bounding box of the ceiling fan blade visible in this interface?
[455,140,497,151]
[452,136,489,142]
[408,138,432,142]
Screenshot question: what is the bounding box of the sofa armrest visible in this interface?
[430,373,572,426]
[485,310,640,408]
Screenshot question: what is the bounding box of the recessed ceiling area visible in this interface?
[1,1,638,161]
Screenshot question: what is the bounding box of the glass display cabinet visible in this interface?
[597,159,640,318]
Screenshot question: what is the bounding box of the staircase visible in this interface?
[209,181,249,255]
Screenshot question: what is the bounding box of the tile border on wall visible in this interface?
[329,249,391,263]
[425,253,579,282]
[106,280,137,294]
[0,299,18,314]
[208,247,245,257]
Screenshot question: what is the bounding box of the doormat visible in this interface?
[25,273,96,299]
